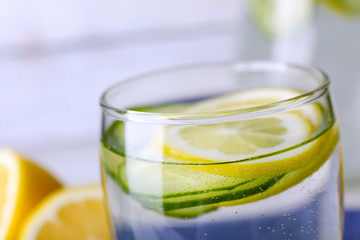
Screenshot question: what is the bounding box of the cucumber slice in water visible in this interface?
[101,145,285,217]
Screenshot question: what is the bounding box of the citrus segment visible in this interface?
[0,149,62,240]
[19,185,112,240]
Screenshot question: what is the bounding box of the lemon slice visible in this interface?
[19,185,112,240]
[163,87,327,178]
[165,113,311,162]
[0,149,62,240]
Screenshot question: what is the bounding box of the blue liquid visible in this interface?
[116,204,320,240]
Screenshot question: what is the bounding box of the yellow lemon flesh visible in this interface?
[19,185,112,240]
[0,149,62,240]
[163,87,329,177]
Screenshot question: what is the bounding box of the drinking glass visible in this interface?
[100,61,343,240]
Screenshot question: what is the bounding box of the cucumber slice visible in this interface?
[102,146,253,198]
[101,145,285,218]
[101,103,189,157]
[135,174,283,212]
[102,121,125,157]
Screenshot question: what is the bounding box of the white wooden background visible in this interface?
[1,1,360,210]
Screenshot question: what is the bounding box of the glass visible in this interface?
[100,62,343,240]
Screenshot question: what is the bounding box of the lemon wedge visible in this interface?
[19,185,112,240]
[0,149,62,240]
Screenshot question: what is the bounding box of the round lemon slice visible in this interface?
[163,87,335,178]
[165,113,311,162]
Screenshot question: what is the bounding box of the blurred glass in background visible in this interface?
[313,1,360,191]
[0,0,359,198]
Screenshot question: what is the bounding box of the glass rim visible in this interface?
[100,61,329,125]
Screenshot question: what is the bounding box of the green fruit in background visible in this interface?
[323,0,360,16]
[249,0,316,39]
